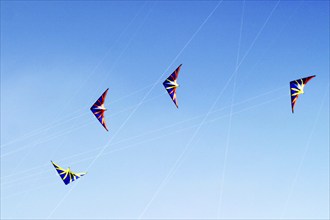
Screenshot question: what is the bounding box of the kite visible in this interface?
[51,161,87,185]
[90,88,109,131]
[163,64,181,108]
[290,75,315,113]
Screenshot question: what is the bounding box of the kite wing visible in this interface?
[163,64,182,108]
[51,161,87,185]
[290,75,315,113]
[90,88,109,131]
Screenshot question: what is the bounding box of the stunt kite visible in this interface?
[51,161,87,185]
[90,88,109,131]
[290,75,315,113]
[163,64,181,108]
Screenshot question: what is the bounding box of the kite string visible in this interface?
[217,3,304,213]
[2,93,287,197]
[1,86,286,185]
[217,0,245,217]
[0,109,86,149]
[0,83,159,162]
[2,83,286,159]
[217,0,282,217]
[0,84,152,150]
[138,1,280,218]
[280,84,329,219]
[0,90,166,158]
[1,85,286,186]
[94,3,152,91]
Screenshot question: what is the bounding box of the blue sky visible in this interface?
[1,1,329,219]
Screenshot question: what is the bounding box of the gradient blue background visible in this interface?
[1,1,329,219]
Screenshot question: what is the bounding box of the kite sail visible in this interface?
[163,64,181,108]
[90,88,109,131]
[290,75,315,113]
[51,161,87,185]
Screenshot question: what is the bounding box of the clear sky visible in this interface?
[1,1,329,219]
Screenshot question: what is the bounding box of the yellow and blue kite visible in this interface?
[90,88,109,131]
[290,75,315,113]
[51,161,87,185]
[163,64,181,108]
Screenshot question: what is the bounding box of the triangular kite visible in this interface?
[290,75,315,113]
[163,64,181,108]
[90,88,109,131]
